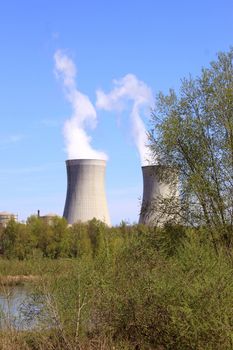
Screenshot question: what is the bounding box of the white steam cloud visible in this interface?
[54,50,107,160]
[96,74,153,165]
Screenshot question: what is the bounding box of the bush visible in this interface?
[0,222,233,349]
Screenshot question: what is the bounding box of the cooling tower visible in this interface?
[139,165,179,226]
[63,159,111,225]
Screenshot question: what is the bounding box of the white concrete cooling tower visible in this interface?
[139,165,179,226]
[63,159,111,225]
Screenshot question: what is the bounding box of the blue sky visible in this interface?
[0,0,232,224]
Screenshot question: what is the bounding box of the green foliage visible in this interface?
[156,224,187,257]
[86,228,233,349]
[0,217,125,261]
[69,222,92,258]
[87,218,108,257]
[0,223,233,349]
[0,219,34,259]
[150,48,233,249]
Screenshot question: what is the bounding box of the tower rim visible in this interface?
[65,159,107,166]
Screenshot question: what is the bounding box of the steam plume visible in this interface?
[54,50,107,160]
[96,74,153,165]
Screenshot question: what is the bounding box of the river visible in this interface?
[0,286,43,330]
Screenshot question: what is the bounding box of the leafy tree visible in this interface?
[69,223,92,258]
[1,219,19,258]
[1,220,34,259]
[87,219,108,257]
[27,215,53,257]
[150,48,233,250]
[49,216,69,258]
[12,223,33,259]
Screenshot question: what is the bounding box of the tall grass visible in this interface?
[0,223,232,349]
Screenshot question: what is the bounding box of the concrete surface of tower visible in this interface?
[139,164,179,226]
[63,159,111,225]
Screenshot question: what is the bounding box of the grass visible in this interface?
[0,226,232,349]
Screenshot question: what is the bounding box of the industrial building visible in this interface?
[63,159,111,225]
[37,210,58,225]
[139,165,179,226]
[0,162,180,228]
[0,211,18,227]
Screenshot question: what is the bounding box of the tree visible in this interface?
[87,219,108,257]
[49,216,69,258]
[69,223,92,258]
[27,215,53,257]
[150,48,233,249]
[1,219,34,259]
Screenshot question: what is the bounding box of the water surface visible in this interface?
[0,286,42,330]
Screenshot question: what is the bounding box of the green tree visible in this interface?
[1,219,34,259]
[1,219,19,258]
[69,223,92,258]
[49,216,69,258]
[150,48,233,250]
[87,219,108,257]
[27,215,53,257]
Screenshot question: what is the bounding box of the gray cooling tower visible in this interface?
[139,165,179,226]
[63,159,111,225]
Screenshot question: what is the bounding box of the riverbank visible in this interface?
[0,224,232,349]
[0,275,40,286]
